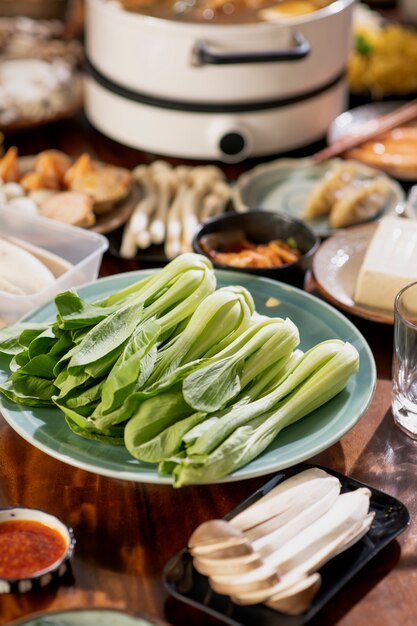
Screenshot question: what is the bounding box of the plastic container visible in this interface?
[0,206,108,326]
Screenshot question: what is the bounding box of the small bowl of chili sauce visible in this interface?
[193,210,319,287]
[0,506,75,594]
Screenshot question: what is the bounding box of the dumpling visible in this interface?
[303,163,357,218]
[329,178,391,229]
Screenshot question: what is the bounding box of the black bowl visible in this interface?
[193,210,320,286]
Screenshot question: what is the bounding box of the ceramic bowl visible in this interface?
[233,157,405,238]
[8,608,170,626]
[193,210,320,285]
[0,506,75,594]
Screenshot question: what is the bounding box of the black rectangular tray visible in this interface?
[163,463,410,626]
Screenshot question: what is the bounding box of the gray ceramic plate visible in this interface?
[8,609,167,626]
[233,158,404,238]
[0,269,376,484]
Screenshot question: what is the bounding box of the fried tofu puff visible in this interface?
[69,165,133,214]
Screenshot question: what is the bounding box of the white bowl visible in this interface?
[0,506,75,594]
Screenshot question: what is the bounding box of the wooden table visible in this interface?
[1,111,416,626]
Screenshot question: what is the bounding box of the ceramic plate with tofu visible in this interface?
[310,216,417,324]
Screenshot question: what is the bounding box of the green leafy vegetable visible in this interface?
[0,253,360,486]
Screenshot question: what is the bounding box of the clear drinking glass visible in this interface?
[392,281,417,438]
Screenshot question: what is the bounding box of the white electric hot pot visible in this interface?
[85,0,355,162]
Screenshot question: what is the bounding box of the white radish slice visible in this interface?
[0,276,26,295]
[0,238,55,294]
[3,235,72,277]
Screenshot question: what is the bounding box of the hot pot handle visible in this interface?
[193,31,310,65]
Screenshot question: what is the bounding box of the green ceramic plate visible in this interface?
[233,157,404,238]
[9,609,164,626]
[0,270,376,485]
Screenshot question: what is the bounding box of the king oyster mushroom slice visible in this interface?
[210,563,280,596]
[230,512,374,607]
[265,572,322,616]
[209,489,371,597]
[333,512,375,554]
[194,479,340,576]
[270,489,372,576]
[194,552,262,577]
[251,479,341,554]
[230,570,313,606]
[188,519,251,557]
[231,468,341,538]
[191,469,341,559]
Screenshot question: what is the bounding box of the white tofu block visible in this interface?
[354,216,417,312]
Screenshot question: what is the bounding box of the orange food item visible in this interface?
[63,153,95,188]
[210,239,301,269]
[0,520,67,579]
[345,126,417,173]
[20,171,60,192]
[35,150,72,187]
[0,147,20,183]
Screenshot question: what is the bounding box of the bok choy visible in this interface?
[0,253,360,486]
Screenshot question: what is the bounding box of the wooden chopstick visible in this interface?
[312,98,417,164]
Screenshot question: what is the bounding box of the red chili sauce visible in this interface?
[0,520,67,579]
